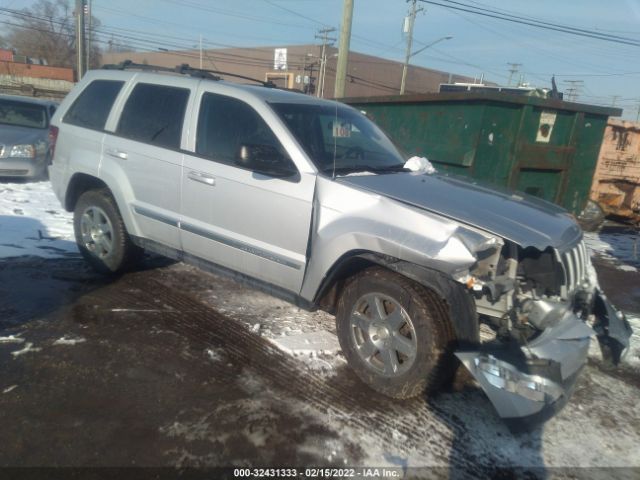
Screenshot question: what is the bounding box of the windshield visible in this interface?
[271,102,406,174]
[0,99,48,129]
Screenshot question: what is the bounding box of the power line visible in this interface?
[417,0,640,47]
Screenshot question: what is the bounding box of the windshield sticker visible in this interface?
[332,121,352,138]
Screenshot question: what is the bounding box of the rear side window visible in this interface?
[116,83,189,149]
[64,80,124,130]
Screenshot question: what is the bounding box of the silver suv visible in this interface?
[49,63,631,425]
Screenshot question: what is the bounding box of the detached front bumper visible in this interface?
[456,293,632,426]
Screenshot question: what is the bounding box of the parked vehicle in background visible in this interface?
[0,94,57,179]
[48,63,631,426]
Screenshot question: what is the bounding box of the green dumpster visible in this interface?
[344,92,621,215]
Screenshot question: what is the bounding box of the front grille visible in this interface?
[559,240,589,295]
[0,169,29,176]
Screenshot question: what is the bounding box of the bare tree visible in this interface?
[6,0,101,68]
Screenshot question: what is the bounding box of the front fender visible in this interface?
[300,176,480,302]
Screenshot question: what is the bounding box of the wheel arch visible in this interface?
[64,172,109,212]
[315,250,479,345]
[64,172,142,239]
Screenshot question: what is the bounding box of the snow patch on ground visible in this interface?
[0,181,77,259]
[584,229,639,272]
[204,347,224,363]
[3,385,18,394]
[270,331,345,377]
[52,336,86,346]
[10,342,41,357]
[0,335,25,344]
[270,331,341,356]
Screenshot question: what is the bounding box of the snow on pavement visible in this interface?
[584,228,639,272]
[0,180,77,259]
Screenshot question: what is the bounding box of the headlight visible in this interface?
[10,144,35,158]
[475,355,563,403]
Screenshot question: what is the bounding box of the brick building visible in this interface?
[0,49,74,100]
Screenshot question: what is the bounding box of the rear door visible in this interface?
[103,78,192,249]
[180,90,315,293]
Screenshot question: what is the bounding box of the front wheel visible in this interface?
[336,267,455,399]
[73,189,142,274]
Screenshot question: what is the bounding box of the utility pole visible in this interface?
[315,27,337,98]
[610,95,620,107]
[85,0,91,70]
[506,62,522,86]
[75,0,86,79]
[334,0,354,99]
[199,35,203,69]
[400,0,423,95]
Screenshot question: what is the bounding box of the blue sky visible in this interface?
[3,0,640,118]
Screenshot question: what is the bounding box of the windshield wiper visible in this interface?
[369,164,408,172]
[321,164,408,176]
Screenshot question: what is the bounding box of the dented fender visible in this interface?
[300,176,498,302]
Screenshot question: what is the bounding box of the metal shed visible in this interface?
[344,92,621,215]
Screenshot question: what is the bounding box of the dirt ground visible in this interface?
[0,246,639,479]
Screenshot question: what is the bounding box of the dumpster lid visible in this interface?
[342,91,622,117]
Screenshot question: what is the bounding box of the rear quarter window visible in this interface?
[116,83,189,149]
[63,80,124,130]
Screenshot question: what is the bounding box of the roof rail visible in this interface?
[102,60,277,88]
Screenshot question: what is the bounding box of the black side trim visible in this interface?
[132,206,179,227]
[132,206,302,270]
[180,222,303,270]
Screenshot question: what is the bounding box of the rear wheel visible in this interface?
[336,267,455,399]
[73,189,142,274]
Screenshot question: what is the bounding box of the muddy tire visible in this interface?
[73,189,143,274]
[336,267,455,399]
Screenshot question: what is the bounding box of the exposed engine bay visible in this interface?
[454,236,632,424]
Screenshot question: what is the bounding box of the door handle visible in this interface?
[187,171,215,186]
[105,148,128,160]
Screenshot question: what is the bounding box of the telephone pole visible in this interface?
[315,27,337,98]
[400,0,423,95]
[506,62,522,86]
[85,0,92,70]
[334,0,354,99]
[75,0,86,79]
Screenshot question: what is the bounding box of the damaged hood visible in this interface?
[338,172,582,251]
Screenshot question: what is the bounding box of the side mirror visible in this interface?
[237,144,297,178]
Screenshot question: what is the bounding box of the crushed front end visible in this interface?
[454,236,632,424]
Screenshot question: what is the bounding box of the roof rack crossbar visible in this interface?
[102,60,276,87]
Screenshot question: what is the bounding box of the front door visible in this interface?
[180,91,314,293]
